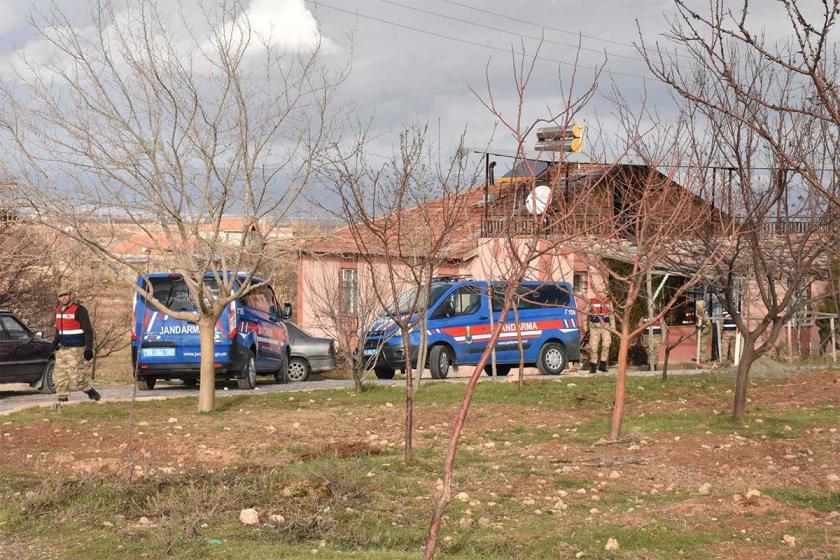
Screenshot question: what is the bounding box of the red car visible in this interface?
[0,309,56,393]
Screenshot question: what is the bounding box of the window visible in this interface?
[0,316,29,340]
[490,284,570,312]
[573,272,587,296]
[339,268,358,315]
[433,286,482,319]
[517,285,571,310]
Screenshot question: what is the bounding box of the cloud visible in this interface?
[229,0,325,53]
[0,0,20,36]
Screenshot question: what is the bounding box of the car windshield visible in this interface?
[383,283,451,316]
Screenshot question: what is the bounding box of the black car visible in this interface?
[285,322,336,382]
[0,309,56,393]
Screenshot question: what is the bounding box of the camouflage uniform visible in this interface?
[696,301,711,364]
[53,288,99,402]
[55,346,93,396]
[644,320,666,368]
[721,314,737,362]
[588,298,613,373]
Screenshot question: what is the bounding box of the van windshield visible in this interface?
[384,283,451,316]
[143,276,220,312]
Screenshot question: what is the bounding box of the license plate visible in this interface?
[363,348,376,357]
[142,348,175,357]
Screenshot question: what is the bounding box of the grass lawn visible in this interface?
[0,370,838,559]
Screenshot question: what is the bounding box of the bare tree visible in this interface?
[0,0,340,411]
[322,123,477,462]
[305,255,388,391]
[642,0,838,420]
[423,44,603,557]
[0,203,63,325]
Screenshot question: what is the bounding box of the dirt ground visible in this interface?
[0,370,837,559]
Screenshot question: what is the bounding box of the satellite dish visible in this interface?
[525,185,552,215]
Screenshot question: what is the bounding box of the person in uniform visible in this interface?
[721,311,738,363]
[643,318,667,370]
[53,286,100,403]
[588,296,614,373]
[696,300,712,364]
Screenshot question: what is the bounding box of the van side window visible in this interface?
[433,286,482,318]
[243,284,272,313]
[517,285,571,309]
[489,285,507,312]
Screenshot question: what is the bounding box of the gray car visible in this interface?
[285,322,336,382]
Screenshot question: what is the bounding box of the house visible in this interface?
[295,158,837,367]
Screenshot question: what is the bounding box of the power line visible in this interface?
[307,0,658,82]
[376,0,647,64]
[442,0,692,61]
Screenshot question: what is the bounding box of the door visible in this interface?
[430,285,489,364]
[0,321,11,382]
[0,315,44,381]
[242,284,285,370]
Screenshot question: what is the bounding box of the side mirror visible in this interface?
[282,302,293,320]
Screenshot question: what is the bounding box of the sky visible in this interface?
[0,0,823,212]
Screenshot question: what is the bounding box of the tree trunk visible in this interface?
[415,313,429,391]
[198,318,217,413]
[513,303,524,391]
[423,310,511,560]
[733,342,755,422]
[402,328,414,462]
[661,345,671,381]
[352,367,364,392]
[608,336,630,440]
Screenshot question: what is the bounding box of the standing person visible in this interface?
[695,300,712,364]
[643,317,667,370]
[588,295,614,373]
[721,311,738,363]
[53,286,100,403]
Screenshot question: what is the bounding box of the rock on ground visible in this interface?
[239,508,259,525]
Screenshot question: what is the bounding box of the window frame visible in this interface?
[339,268,359,315]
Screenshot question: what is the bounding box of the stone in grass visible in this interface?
[698,483,712,495]
[268,514,285,524]
[239,508,259,525]
[744,489,762,504]
[604,537,619,551]
[782,534,796,547]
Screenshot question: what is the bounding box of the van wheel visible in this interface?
[537,342,567,375]
[374,367,395,379]
[287,357,310,383]
[274,353,290,384]
[429,345,453,379]
[40,361,56,394]
[238,352,257,390]
[483,364,512,377]
[137,376,156,390]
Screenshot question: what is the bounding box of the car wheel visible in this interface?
[237,352,257,390]
[429,345,453,379]
[287,357,310,383]
[483,364,512,377]
[374,366,395,379]
[40,360,56,394]
[537,342,567,375]
[137,376,156,390]
[274,353,290,384]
